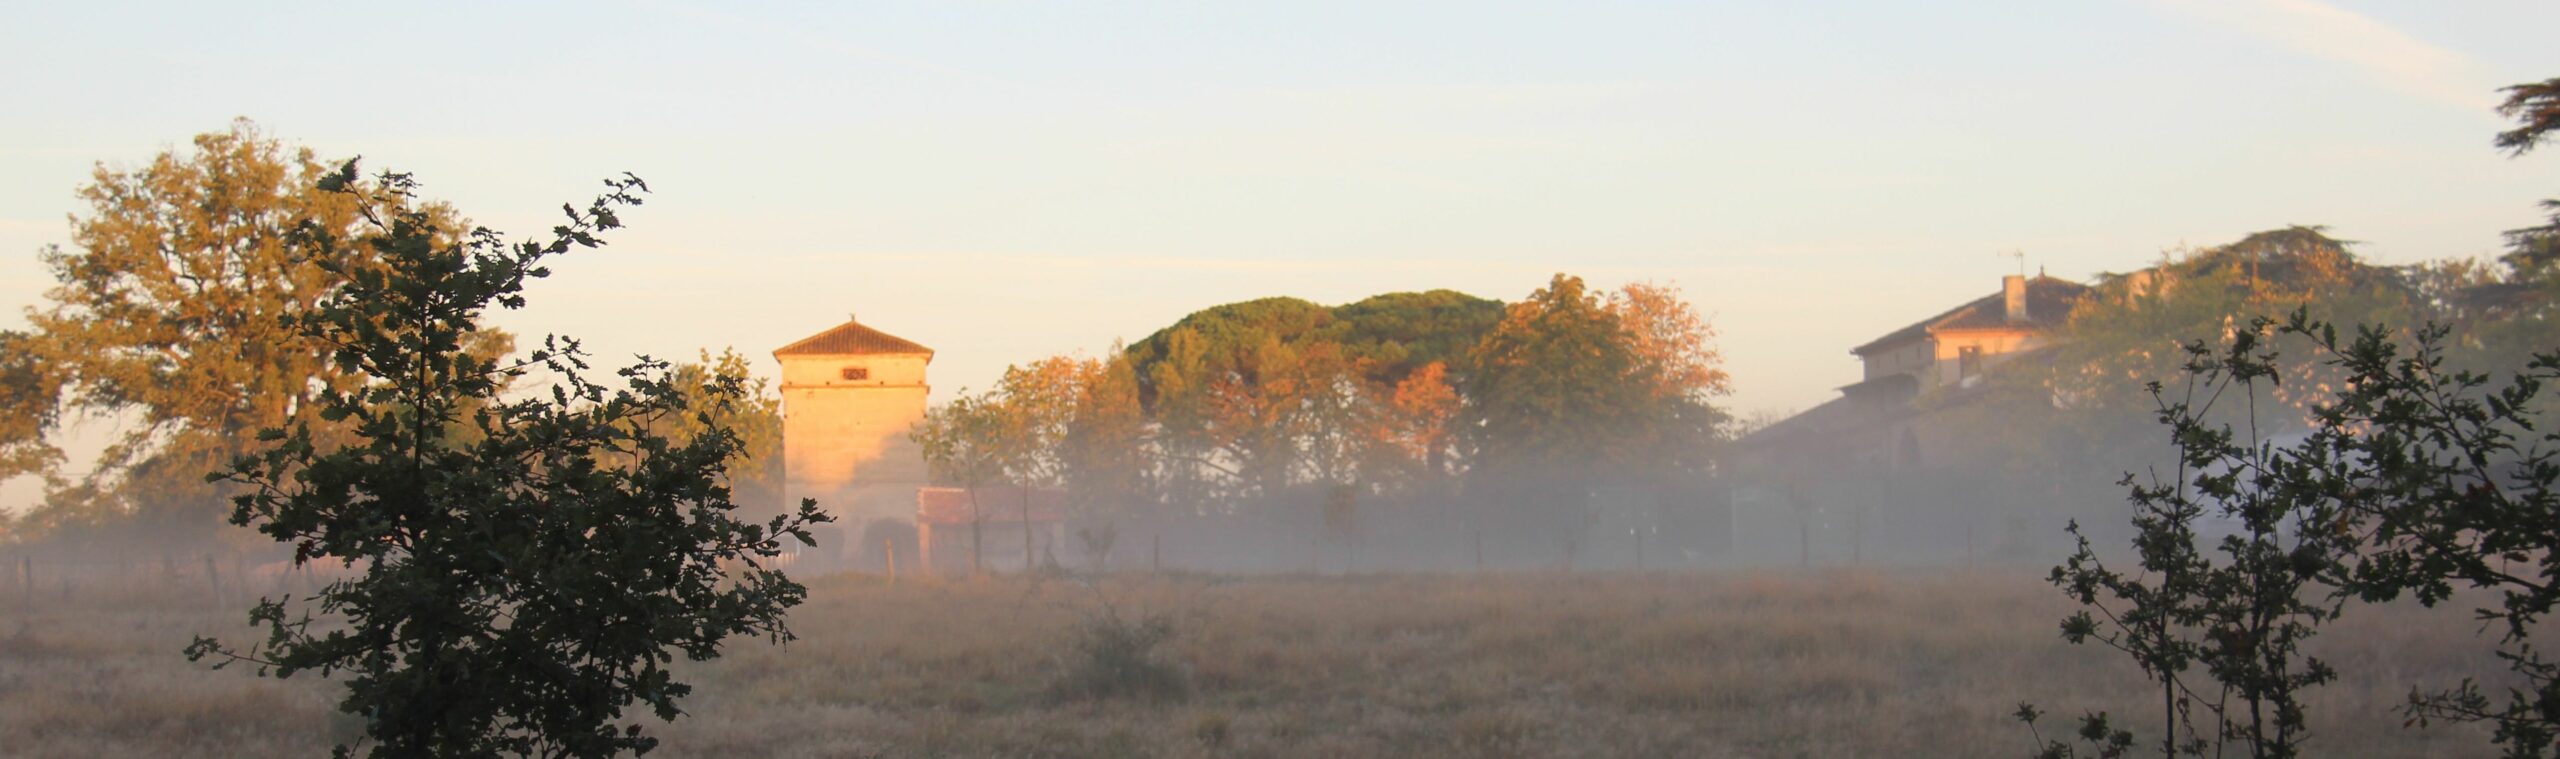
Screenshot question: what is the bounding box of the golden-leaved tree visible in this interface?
[0,119,507,545]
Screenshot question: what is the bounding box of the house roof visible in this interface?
[1727,390,1910,462]
[1849,276,2091,356]
[774,319,934,357]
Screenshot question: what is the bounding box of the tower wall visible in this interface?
[777,352,932,557]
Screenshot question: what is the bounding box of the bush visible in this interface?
[183,165,830,758]
[1048,602,1189,703]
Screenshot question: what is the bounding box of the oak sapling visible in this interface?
[185,163,831,758]
[2038,320,2350,759]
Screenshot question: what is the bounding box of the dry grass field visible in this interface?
[0,568,2514,758]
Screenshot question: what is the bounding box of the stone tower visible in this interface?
[773,318,934,555]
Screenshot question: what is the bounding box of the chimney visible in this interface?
[2003,274,2029,323]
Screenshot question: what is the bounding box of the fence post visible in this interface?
[203,554,223,606]
[1473,529,1484,574]
[884,539,897,585]
[20,556,31,605]
[1150,533,1161,575]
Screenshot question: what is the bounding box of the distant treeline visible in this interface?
[3,118,2554,566]
[912,274,1734,554]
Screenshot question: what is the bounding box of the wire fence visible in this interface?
[1,551,347,610]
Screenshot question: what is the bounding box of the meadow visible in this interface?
[0,567,2512,758]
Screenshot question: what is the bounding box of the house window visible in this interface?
[1957,346,1983,378]
[840,366,869,381]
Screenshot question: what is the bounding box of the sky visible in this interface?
[2,1,2555,513]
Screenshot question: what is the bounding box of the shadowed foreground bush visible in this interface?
[1048,606,1190,703]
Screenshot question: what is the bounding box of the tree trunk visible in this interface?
[203,554,222,607]
[967,486,985,579]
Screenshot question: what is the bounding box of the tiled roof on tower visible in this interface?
[773,319,934,357]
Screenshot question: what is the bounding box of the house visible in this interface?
[1848,273,2090,396]
[1726,273,2091,565]
[773,317,935,565]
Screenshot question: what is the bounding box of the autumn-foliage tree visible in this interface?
[1463,275,1732,556]
[1062,350,1152,522]
[1605,280,1736,476]
[655,348,785,514]
[1469,274,1656,477]
[993,356,1084,568]
[1368,360,1462,488]
[916,352,1161,572]
[184,164,829,757]
[1469,275,1730,478]
[913,391,1008,576]
[0,119,506,545]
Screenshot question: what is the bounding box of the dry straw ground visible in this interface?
[0,568,2511,758]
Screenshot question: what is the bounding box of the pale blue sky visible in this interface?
[2,1,2555,510]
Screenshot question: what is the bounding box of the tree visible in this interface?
[2035,74,2560,759]
[2284,317,2560,756]
[1604,280,1735,477]
[2039,311,2560,759]
[1326,289,1504,386]
[913,391,1007,577]
[2471,76,2560,370]
[2044,321,2349,759]
[1463,274,1657,557]
[1124,291,1503,513]
[183,164,829,757]
[0,330,62,486]
[1060,350,1152,566]
[1373,360,1461,484]
[1061,349,1151,522]
[1467,273,1657,477]
[993,356,1082,569]
[0,119,507,544]
[2056,228,2415,418]
[1605,281,1732,403]
[2495,77,2560,157]
[1930,228,2422,542]
[656,348,784,516]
